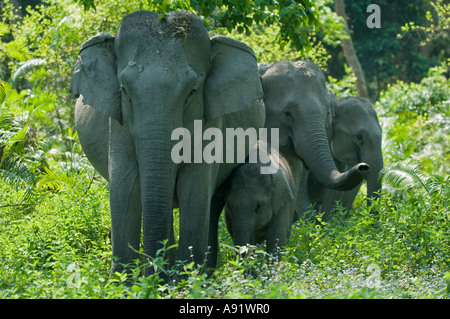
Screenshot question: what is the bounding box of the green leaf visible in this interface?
[0,22,9,37]
[76,0,96,11]
[3,38,31,62]
[445,272,450,295]
[0,81,6,104]
[379,160,442,197]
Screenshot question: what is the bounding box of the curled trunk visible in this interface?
[295,126,369,191]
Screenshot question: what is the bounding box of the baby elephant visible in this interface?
[225,142,295,252]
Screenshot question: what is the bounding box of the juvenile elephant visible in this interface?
[259,61,370,219]
[308,96,383,216]
[224,141,295,252]
[70,11,265,272]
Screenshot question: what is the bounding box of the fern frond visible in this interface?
[0,158,35,186]
[0,81,20,106]
[0,22,9,37]
[379,160,441,197]
[0,81,7,104]
[3,38,31,62]
[0,158,38,203]
[0,111,13,129]
[24,90,56,114]
[2,124,28,155]
[37,166,62,191]
[37,166,76,192]
[11,58,46,87]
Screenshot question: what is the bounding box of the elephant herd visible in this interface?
[69,10,383,275]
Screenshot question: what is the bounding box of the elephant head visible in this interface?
[261,61,369,192]
[331,96,383,202]
[69,11,265,270]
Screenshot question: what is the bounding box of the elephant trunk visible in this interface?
[295,123,369,191]
[135,118,177,266]
[234,223,255,247]
[233,231,253,247]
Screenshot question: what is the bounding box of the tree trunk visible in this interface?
[334,0,369,98]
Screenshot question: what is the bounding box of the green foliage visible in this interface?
[76,0,96,11]
[327,64,357,97]
[327,0,449,97]
[1,180,448,298]
[400,0,450,46]
[377,61,450,117]
[149,0,320,51]
[215,24,298,64]
[376,60,449,176]
[380,160,443,199]
[216,0,345,67]
[0,21,31,63]
[77,0,320,52]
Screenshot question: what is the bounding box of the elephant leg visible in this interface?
[321,182,361,219]
[342,185,361,210]
[206,183,227,271]
[109,119,142,273]
[321,189,341,218]
[340,185,361,214]
[176,164,219,270]
[293,162,313,221]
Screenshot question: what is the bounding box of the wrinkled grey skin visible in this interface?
[259,61,370,219]
[224,142,295,252]
[308,96,383,217]
[70,11,265,272]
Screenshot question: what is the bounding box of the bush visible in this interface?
[376,60,449,176]
[377,61,450,117]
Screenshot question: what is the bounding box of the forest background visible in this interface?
[0,0,449,298]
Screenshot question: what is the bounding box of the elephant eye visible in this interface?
[356,134,364,145]
[284,111,294,123]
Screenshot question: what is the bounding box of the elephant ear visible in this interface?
[204,36,263,123]
[69,33,122,123]
[271,168,294,216]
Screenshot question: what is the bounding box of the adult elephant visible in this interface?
[260,61,370,218]
[308,96,383,217]
[70,10,265,272]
